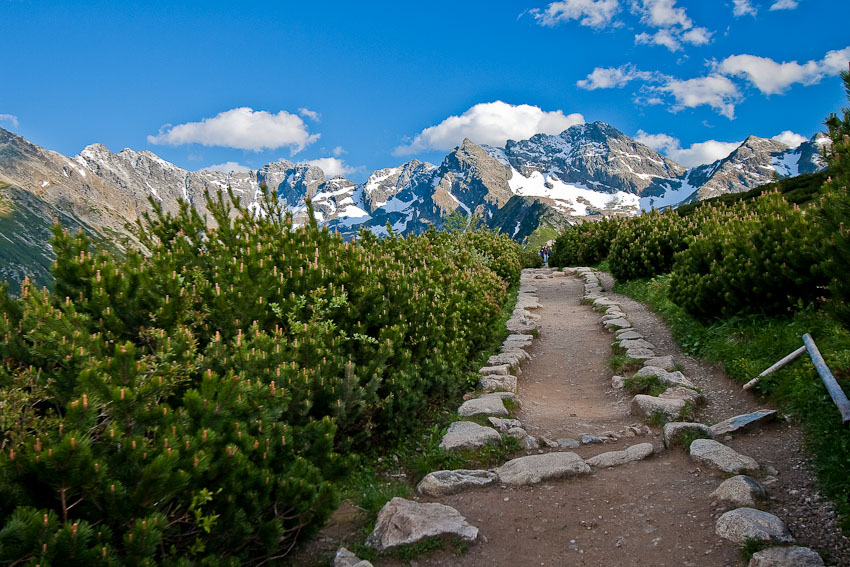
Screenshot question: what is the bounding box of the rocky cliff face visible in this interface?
[0,123,829,290]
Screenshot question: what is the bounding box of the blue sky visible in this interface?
[2,0,849,180]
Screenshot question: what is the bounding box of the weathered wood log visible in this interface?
[803,333,850,427]
[743,345,806,390]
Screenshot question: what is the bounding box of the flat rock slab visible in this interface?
[586,443,654,468]
[488,417,522,432]
[439,421,502,451]
[635,366,697,390]
[715,507,794,544]
[593,298,621,308]
[710,475,767,507]
[335,547,374,567]
[659,386,704,405]
[416,469,498,497]
[487,350,530,369]
[505,333,534,345]
[616,330,645,340]
[690,439,759,474]
[662,422,714,448]
[479,374,518,393]
[365,497,479,552]
[626,348,655,359]
[479,364,511,376]
[619,338,657,350]
[611,375,626,389]
[496,452,591,486]
[643,355,676,371]
[630,394,686,421]
[506,317,538,334]
[603,318,631,330]
[749,546,824,566]
[711,410,777,436]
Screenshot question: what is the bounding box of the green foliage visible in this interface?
[550,217,620,268]
[622,374,666,397]
[677,429,712,451]
[608,353,642,373]
[608,209,690,281]
[0,188,519,565]
[616,275,850,532]
[821,67,850,328]
[670,191,827,319]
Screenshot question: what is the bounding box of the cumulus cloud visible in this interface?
[629,0,712,51]
[394,101,585,155]
[655,74,741,119]
[298,107,320,121]
[0,114,19,128]
[332,146,346,156]
[576,64,661,89]
[717,46,850,95]
[772,130,807,147]
[630,0,691,28]
[635,129,741,167]
[532,0,620,29]
[769,0,798,10]
[299,157,358,177]
[201,161,252,173]
[732,0,758,17]
[148,107,320,153]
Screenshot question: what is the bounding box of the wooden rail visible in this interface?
[745,334,850,427]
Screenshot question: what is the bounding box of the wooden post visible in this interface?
[743,345,806,390]
[803,333,850,427]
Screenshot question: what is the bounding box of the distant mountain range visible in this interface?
[0,122,828,290]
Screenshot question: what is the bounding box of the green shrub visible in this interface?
[669,191,826,319]
[608,209,690,281]
[550,217,620,268]
[0,189,516,565]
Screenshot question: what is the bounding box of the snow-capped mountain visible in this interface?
[0,122,828,290]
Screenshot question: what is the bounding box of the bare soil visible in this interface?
[293,271,850,567]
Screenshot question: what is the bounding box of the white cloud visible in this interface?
[635,129,741,167]
[772,130,807,147]
[630,0,691,29]
[300,157,358,177]
[769,0,798,10]
[576,64,660,89]
[656,74,741,118]
[394,101,585,155]
[629,0,711,51]
[201,161,252,173]
[332,146,346,157]
[148,107,320,153]
[299,107,320,121]
[732,0,758,17]
[533,0,620,29]
[0,114,19,128]
[717,47,850,95]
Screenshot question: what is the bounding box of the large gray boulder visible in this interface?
[334,547,374,567]
[478,374,518,393]
[659,386,704,405]
[365,497,479,552]
[585,443,654,468]
[603,318,631,330]
[711,410,777,436]
[496,452,590,486]
[634,366,697,389]
[748,546,824,567]
[439,421,501,451]
[643,355,676,371]
[630,395,686,421]
[715,507,794,544]
[616,330,645,341]
[458,393,516,417]
[662,422,714,448]
[626,348,656,360]
[690,439,759,474]
[710,475,767,507]
[416,469,498,497]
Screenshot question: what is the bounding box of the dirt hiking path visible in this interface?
[298,269,850,567]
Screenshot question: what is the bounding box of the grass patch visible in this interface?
[609,352,642,373]
[677,429,713,451]
[739,538,778,562]
[503,397,520,414]
[615,274,850,532]
[623,374,667,396]
[647,411,670,428]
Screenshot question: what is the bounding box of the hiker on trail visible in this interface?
[541,246,550,265]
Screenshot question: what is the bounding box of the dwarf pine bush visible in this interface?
[0,189,520,565]
[550,217,620,267]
